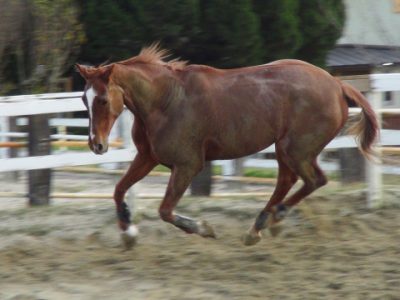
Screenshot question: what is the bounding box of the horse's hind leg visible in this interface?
[159,162,216,238]
[114,152,157,249]
[282,159,327,208]
[267,158,327,231]
[243,151,298,245]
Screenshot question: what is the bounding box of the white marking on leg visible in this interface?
[196,220,216,238]
[124,225,139,238]
[121,225,139,249]
[243,226,262,246]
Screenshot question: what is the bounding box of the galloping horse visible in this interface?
[76,45,378,248]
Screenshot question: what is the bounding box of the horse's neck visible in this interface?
[113,67,155,119]
[116,65,181,120]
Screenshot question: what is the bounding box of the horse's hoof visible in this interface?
[242,231,261,246]
[121,225,139,250]
[198,220,216,238]
[268,224,283,237]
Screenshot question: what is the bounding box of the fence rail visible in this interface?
[0,92,84,116]
[0,92,134,172]
[0,92,399,172]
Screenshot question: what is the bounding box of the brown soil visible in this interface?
[0,173,399,300]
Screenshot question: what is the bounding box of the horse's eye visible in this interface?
[98,98,107,105]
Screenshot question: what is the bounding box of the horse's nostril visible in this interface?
[97,144,103,152]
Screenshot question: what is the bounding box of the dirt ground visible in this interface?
[0,172,399,300]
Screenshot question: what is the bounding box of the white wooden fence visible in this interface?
[0,72,399,207]
[0,92,136,171]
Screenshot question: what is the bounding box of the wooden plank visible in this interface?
[17,117,89,127]
[0,91,83,102]
[50,134,88,141]
[51,140,122,148]
[0,140,122,148]
[0,142,25,148]
[370,73,400,92]
[0,98,85,116]
[0,191,273,199]
[0,133,88,140]
[0,148,135,172]
[381,147,400,154]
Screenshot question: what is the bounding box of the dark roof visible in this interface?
[327,44,400,67]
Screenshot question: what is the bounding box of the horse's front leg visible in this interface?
[159,164,216,238]
[114,152,157,249]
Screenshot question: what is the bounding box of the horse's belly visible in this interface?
[204,133,275,161]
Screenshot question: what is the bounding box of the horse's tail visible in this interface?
[339,80,379,159]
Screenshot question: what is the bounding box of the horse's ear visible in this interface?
[99,65,114,83]
[75,64,89,80]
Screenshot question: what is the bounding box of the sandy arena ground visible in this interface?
[0,171,399,300]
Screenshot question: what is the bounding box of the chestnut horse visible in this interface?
[76,45,378,248]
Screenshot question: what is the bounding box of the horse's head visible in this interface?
[76,64,124,154]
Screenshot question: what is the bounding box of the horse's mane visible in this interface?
[119,43,187,70]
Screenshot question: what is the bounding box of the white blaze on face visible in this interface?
[86,86,97,140]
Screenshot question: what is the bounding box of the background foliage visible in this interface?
[0,0,84,94]
[78,0,345,68]
[0,0,345,93]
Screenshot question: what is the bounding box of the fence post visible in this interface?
[190,161,212,196]
[0,117,9,159]
[28,114,52,206]
[221,158,244,176]
[221,160,234,176]
[366,91,382,208]
[338,147,366,183]
[8,117,20,180]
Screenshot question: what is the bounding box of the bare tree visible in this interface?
[0,0,84,94]
[0,1,85,206]
[32,0,85,92]
[0,0,33,93]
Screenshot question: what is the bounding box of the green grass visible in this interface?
[243,168,277,178]
[153,164,278,179]
[153,165,171,173]
[214,166,277,179]
[52,146,87,151]
[213,165,222,175]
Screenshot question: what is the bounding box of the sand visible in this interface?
[0,172,399,300]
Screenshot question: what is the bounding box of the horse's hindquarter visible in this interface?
[260,60,348,155]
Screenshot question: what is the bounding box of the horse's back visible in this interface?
[265,59,314,67]
[175,59,347,160]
